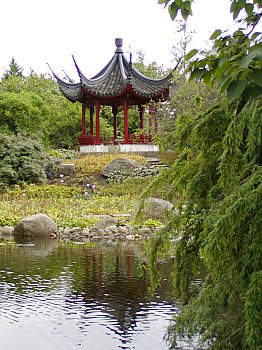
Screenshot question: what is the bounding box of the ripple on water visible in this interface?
[0,242,198,350]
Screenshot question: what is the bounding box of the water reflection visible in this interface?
[15,236,58,256]
[0,238,177,350]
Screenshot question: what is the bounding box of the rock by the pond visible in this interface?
[102,158,141,177]
[67,227,83,235]
[82,227,90,236]
[126,234,135,241]
[14,214,58,237]
[0,226,14,239]
[91,215,118,232]
[137,227,153,237]
[136,197,174,224]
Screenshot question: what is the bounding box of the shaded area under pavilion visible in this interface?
[52,38,173,154]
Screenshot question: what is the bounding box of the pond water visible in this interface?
[0,238,180,350]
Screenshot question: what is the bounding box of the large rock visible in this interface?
[91,215,118,232]
[14,214,58,237]
[57,163,76,176]
[134,197,174,224]
[102,158,141,177]
[0,226,14,239]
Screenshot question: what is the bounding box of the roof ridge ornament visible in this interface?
[128,51,132,82]
[72,55,83,82]
[115,38,123,53]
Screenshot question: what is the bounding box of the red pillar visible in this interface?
[154,108,158,134]
[81,104,86,136]
[95,101,100,144]
[148,104,153,138]
[139,105,145,143]
[112,106,118,141]
[90,106,94,137]
[124,97,129,144]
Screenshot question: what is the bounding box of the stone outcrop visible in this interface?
[57,223,158,242]
[57,163,76,177]
[2,220,162,243]
[0,225,14,239]
[2,210,165,243]
[14,214,58,237]
[91,215,118,231]
[134,197,175,224]
[101,158,141,177]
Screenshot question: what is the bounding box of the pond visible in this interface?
[0,238,182,350]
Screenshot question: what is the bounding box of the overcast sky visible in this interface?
[1,0,233,79]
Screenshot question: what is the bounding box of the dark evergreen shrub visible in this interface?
[0,133,48,186]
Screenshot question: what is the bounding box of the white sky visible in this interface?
[0,0,233,80]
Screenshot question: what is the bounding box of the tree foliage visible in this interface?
[160,0,262,104]
[2,57,24,80]
[147,1,262,349]
[134,50,168,78]
[0,73,82,148]
[157,79,221,150]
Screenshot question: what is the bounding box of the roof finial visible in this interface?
[46,63,59,79]
[72,55,82,82]
[128,45,132,64]
[115,38,123,53]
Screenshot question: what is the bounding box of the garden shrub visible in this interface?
[0,133,48,187]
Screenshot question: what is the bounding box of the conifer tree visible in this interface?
[147,1,262,348]
[2,57,24,80]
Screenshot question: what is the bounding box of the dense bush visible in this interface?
[106,164,164,182]
[0,133,49,187]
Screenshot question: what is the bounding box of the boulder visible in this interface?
[126,234,135,241]
[91,215,118,232]
[137,227,153,237]
[0,226,14,239]
[82,227,90,236]
[14,214,58,237]
[67,227,83,235]
[57,163,76,177]
[135,197,174,224]
[102,158,141,177]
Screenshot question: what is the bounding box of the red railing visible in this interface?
[78,134,153,146]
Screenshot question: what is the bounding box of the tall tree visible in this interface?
[171,19,195,73]
[2,57,24,80]
[147,1,262,349]
[134,50,168,78]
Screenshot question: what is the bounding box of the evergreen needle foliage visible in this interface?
[148,97,262,350]
[148,1,262,348]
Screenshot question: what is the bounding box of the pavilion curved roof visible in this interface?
[53,38,173,106]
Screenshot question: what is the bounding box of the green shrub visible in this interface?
[0,133,48,186]
[106,164,162,182]
[46,148,80,159]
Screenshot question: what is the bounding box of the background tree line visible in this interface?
[0,44,220,188]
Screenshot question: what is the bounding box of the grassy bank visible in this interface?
[0,152,171,228]
[0,177,152,228]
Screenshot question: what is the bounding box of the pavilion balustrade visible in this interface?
[78,134,154,146]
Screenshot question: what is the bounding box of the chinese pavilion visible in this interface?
[52,38,173,153]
